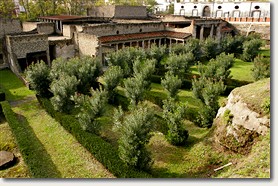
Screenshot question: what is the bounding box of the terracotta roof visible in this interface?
[221,26,234,32]
[99,31,191,43]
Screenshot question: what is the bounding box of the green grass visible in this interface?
[0,69,114,178]
[0,69,34,101]
[0,120,30,178]
[230,59,254,82]
[215,131,270,178]
[11,100,114,178]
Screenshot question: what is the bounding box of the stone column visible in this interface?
[158,39,161,47]
[210,24,215,37]
[216,24,222,40]
[148,40,151,49]
[142,40,145,48]
[200,25,204,40]
[116,43,119,51]
[192,25,197,38]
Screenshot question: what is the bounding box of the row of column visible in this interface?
[193,24,221,40]
[111,38,185,51]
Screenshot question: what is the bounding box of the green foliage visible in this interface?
[124,59,155,106]
[124,75,146,106]
[242,38,263,61]
[115,103,154,171]
[164,52,194,80]
[162,98,189,145]
[50,74,78,113]
[252,55,270,81]
[107,47,146,77]
[198,53,234,83]
[102,66,124,103]
[261,97,270,115]
[161,71,182,99]
[201,37,220,60]
[0,90,5,101]
[184,38,203,61]
[38,98,152,178]
[147,44,168,65]
[0,0,15,18]
[50,57,102,94]
[25,61,51,97]
[220,34,245,55]
[74,88,108,133]
[192,77,226,128]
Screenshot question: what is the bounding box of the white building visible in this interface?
[173,1,270,18]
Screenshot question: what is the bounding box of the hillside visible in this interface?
[213,78,270,178]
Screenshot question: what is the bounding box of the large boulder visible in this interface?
[214,78,270,154]
[0,151,15,170]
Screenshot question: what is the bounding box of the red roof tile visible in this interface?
[99,31,191,43]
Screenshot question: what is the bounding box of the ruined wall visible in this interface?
[0,19,22,38]
[232,22,270,41]
[77,33,99,57]
[55,42,75,59]
[22,22,38,32]
[88,5,147,19]
[37,23,55,35]
[114,6,147,19]
[6,34,49,59]
[83,22,165,37]
[88,5,115,18]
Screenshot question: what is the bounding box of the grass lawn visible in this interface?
[0,69,114,178]
[0,69,34,101]
[230,59,254,82]
[0,120,30,178]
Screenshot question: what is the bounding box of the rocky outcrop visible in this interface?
[214,79,270,154]
[0,151,15,170]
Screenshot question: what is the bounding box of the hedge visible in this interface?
[0,101,60,177]
[0,90,5,101]
[37,97,152,178]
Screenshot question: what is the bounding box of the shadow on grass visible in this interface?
[13,113,61,178]
[1,101,62,178]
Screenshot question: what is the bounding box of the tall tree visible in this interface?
[0,0,15,18]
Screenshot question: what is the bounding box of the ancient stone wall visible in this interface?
[0,19,22,38]
[6,34,49,59]
[76,33,99,57]
[88,5,147,19]
[22,22,38,32]
[231,22,270,41]
[37,23,55,35]
[83,22,165,37]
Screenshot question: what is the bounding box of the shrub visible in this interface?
[162,98,189,145]
[183,38,202,61]
[164,52,194,80]
[25,61,51,97]
[201,37,220,60]
[49,57,102,94]
[147,43,168,65]
[107,47,146,77]
[74,88,108,133]
[161,71,182,99]
[50,74,78,113]
[115,103,154,171]
[133,58,156,90]
[252,55,270,81]
[0,90,5,101]
[102,66,124,103]
[124,75,147,106]
[242,38,263,61]
[192,77,226,128]
[197,53,234,83]
[38,98,152,178]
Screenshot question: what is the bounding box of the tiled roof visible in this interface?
[99,31,191,43]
